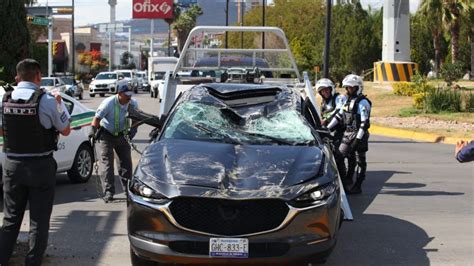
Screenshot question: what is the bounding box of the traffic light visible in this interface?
[52,42,58,56]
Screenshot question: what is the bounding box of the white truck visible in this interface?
[147,57,178,100]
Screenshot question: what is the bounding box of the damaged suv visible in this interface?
[128,82,342,265]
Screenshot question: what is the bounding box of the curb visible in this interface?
[369,124,465,145]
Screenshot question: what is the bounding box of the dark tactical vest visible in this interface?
[321,92,339,120]
[2,89,58,154]
[341,94,371,131]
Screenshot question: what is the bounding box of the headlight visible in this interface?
[129,178,169,203]
[292,180,339,207]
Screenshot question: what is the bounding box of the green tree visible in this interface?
[173,5,203,52]
[0,0,32,82]
[411,13,436,74]
[419,0,471,65]
[235,1,381,79]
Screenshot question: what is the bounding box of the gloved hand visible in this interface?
[88,125,98,139]
[128,127,138,140]
[350,138,360,152]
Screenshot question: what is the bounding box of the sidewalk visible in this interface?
[370,124,465,145]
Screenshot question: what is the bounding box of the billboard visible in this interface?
[133,0,174,19]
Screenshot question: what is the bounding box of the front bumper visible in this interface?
[127,191,341,264]
[90,85,116,94]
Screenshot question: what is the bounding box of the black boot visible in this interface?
[347,181,362,194]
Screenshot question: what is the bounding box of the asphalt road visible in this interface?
[1,91,473,266]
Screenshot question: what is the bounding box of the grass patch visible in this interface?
[398,107,421,117]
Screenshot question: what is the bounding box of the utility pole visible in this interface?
[72,0,75,77]
[225,0,229,48]
[323,0,332,78]
[262,0,265,49]
[47,0,53,77]
[150,19,154,57]
[108,0,117,71]
[128,26,132,55]
[168,23,171,56]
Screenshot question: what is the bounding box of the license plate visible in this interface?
[209,238,249,258]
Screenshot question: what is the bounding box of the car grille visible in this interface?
[95,84,108,88]
[169,241,289,258]
[169,197,289,236]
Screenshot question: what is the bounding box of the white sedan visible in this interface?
[0,91,96,184]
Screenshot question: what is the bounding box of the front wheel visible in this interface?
[90,94,96,98]
[100,93,105,97]
[67,144,93,183]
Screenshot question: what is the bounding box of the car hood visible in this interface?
[91,79,116,85]
[135,139,333,200]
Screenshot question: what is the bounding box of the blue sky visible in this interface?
[36,0,421,27]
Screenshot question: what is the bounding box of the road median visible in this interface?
[370,124,464,145]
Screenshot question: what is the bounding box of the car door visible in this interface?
[53,97,80,171]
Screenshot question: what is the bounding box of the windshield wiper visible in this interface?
[189,122,243,145]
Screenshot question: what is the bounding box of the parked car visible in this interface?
[40,77,67,93]
[62,77,84,100]
[115,69,139,93]
[136,71,150,91]
[89,72,124,97]
[0,92,96,185]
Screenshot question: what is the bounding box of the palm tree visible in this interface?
[419,0,443,75]
[443,0,470,63]
[419,0,470,65]
[173,5,203,52]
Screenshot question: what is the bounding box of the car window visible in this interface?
[163,102,315,145]
[120,72,131,78]
[96,73,117,80]
[40,79,54,86]
[62,78,74,85]
[63,97,74,115]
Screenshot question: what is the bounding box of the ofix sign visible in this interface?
[132,0,173,19]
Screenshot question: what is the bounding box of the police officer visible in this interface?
[91,81,138,203]
[316,78,348,186]
[327,74,371,194]
[0,59,71,265]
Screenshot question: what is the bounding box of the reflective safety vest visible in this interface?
[2,89,58,153]
[341,94,371,131]
[113,95,130,136]
[321,92,339,120]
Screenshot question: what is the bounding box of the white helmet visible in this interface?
[342,74,363,95]
[316,78,336,96]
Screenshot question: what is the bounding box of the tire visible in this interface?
[100,93,105,97]
[67,143,93,183]
[90,94,96,98]
[130,247,157,266]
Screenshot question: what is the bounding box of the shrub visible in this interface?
[440,62,465,86]
[464,92,474,112]
[393,82,434,97]
[393,82,416,96]
[424,87,462,113]
[412,93,426,109]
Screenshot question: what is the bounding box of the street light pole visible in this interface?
[262,0,265,49]
[225,0,229,48]
[47,0,53,77]
[323,0,332,78]
[72,0,75,77]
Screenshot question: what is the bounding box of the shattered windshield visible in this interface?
[163,102,315,145]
